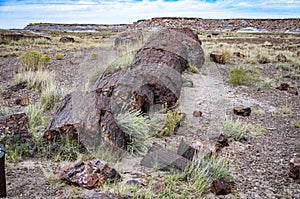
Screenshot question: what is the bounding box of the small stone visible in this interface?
[211,178,232,195]
[193,110,202,117]
[289,157,300,180]
[233,107,251,116]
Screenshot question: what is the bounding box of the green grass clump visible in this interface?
[91,52,99,59]
[19,51,50,71]
[41,84,68,111]
[155,109,182,137]
[55,53,64,60]
[291,120,300,128]
[222,118,250,141]
[273,107,292,115]
[115,108,151,156]
[227,65,260,86]
[25,103,47,129]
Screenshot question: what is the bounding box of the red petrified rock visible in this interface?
[57,159,121,189]
[211,178,232,195]
[233,107,251,116]
[215,134,229,152]
[289,157,300,181]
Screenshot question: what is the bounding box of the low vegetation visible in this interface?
[14,70,55,91]
[55,53,64,60]
[155,109,182,137]
[227,65,260,86]
[18,51,50,72]
[273,107,292,115]
[291,120,300,128]
[115,107,151,156]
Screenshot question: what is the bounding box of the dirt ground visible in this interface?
[0,29,300,198]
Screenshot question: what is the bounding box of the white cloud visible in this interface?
[0,0,299,29]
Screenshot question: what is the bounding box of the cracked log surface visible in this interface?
[44,28,205,150]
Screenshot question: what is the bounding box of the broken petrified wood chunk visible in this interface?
[59,36,75,43]
[141,143,191,171]
[276,83,290,91]
[57,159,121,189]
[44,91,127,150]
[193,110,202,117]
[233,107,251,116]
[0,113,30,140]
[289,157,300,180]
[215,134,229,152]
[210,51,224,64]
[211,178,232,195]
[287,88,298,95]
[15,96,29,106]
[177,138,199,161]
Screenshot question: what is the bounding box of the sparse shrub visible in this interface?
[249,123,266,136]
[46,135,85,161]
[291,120,300,128]
[257,54,271,64]
[25,103,47,129]
[222,118,250,141]
[34,38,51,45]
[14,70,55,91]
[115,107,151,156]
[19,51,50,71]
[91,52,99,59]
[227,65,260,86]
[273,107,292,115]
[261,77,275,87]
[155,109,182,137]
[41,84,68,111]
[55,53,64,60]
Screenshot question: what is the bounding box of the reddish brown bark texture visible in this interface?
[44,28,204,150]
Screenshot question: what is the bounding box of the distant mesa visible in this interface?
[23,18,300,33]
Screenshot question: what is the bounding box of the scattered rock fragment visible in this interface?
[59,36,75,43]
[289,157,300,181]
[233,52,245,58]
[193,110,202,117]
[141,143,191,171]
[210,51,223,64]
[233,107,251,116]
[215,134,229,152]
[177,138,199,161]
[15,96,29,106]
[0,113,30,140]
[276,83,298,95]
[211,178,232,195]
[57,159,121,189]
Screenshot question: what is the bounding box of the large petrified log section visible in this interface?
[44,28,204,151]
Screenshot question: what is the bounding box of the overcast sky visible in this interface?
[0,0,299,29]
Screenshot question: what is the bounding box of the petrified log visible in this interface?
[177,138,198,161]
[44,91,126,151]
[141,143,191,171]
[45,28,205,151]
[57,159,121,189]
[0,113,30,140]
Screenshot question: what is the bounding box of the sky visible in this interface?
[0,0,299,29]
